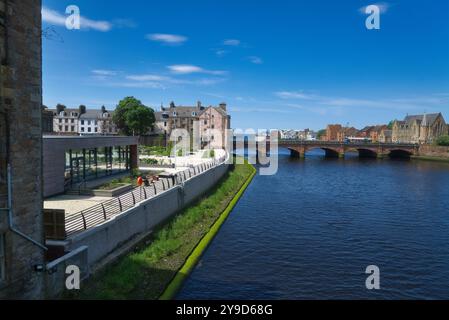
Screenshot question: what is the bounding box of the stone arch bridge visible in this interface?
[279,140,419,159]
[233,138,420,159]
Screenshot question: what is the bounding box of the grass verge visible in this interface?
[69,159,255,300]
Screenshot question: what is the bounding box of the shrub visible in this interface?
[436,135,449,146]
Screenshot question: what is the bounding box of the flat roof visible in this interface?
[43,135,139,150]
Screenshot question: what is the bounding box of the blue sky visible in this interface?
[42,0,449,130]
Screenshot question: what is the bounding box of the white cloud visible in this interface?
[167,64,227,75]
[223,39,241,46]
[92,70,117,76]
[215,49,228,57]
[126,74,170,81]
[275,91,317,100]
[146,33,188,45]
[42,6,112,32]
[359,2,390,14]
[275,90,449,112]
[248,56,263,64]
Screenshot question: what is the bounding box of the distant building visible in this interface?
[324,124,343,141]
[280,129,299,140]
[154,101,231,149]
[358,125,388,143]
[337,127,359,142]
[79,106,117,135]
[392,113,447,144]
[48,105,117,136]
[379,129,392,143]
[51,105,83,135]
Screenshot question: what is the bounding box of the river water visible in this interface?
[177,149,449,299]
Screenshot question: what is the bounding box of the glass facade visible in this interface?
[64,145,131,186]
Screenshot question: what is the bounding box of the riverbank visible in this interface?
[70,160,255,299]
[412,155,449,163]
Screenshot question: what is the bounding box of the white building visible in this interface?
[49,105,117,135]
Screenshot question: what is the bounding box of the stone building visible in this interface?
[379,129,392,143]
[51,104,82,135]
[358,125,388,143]
[0,0,46,298]
[392,113,447,144]
[78,106,117,135]
[154,101,231,149]
[323,124,342,141]
[48,105,117,135]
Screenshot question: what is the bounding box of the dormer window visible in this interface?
[173,112,177,117]
[192,112,197,116]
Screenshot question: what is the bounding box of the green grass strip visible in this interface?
[159,164,257,300]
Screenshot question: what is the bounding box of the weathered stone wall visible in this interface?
[0,0,45,299]
[418,145,449,159]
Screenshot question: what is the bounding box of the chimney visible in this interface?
[170,101,176,109]
[219,102,227,112]
[101,105,106,113]
[79,105,87,115]
[56,104,66,114]
[197,101,202,109]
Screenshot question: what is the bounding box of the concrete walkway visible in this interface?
[44,195,112,216]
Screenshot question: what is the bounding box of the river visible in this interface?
[177,149,449,299]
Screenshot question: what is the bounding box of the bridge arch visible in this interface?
[388,149,413,159]
[304,147,341,158]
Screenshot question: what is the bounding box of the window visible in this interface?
[173,112,177,117]
[204,120,207,125]
[0,234,5,281]
[88,121,91,125]
[81,127,85,132]
[59,119,62,123]
[95,128,98,133]
[59,126,62,131]
[65,119,68,123]
[71,119,74,123]
[192,112,197,116]
[164,122,167,127]
[88,128,91,133]
[65,126,68,131]
[71,126,75,131]
[81,120,84,125]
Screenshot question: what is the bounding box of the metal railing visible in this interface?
[64,156,226,238]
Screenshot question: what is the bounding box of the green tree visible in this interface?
[387,120,395,130]
[113,97,155,136]
[317,129,326,140]
[436,135,449,146]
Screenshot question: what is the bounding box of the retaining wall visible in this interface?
[418,145,449,159]
[65,162,229,267]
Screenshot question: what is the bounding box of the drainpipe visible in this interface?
[6,164,47,251]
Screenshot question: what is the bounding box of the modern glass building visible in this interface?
[64,146,131,185]
[43,136,139,197]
